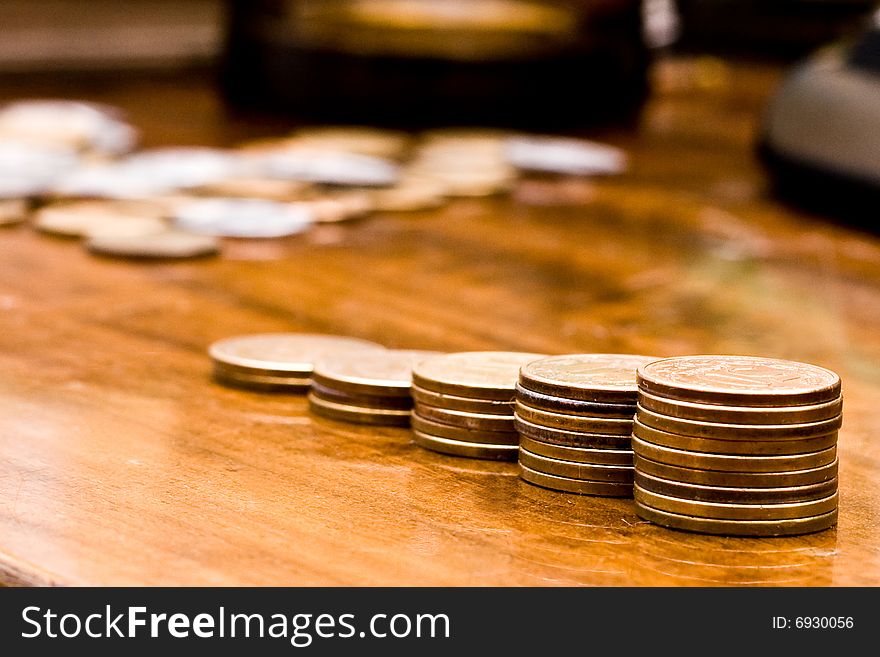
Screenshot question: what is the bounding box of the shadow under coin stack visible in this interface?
[309,350,441,426]
[515,354,659,496]
[633,355,842,537]
[209,333,385,392]
[411,352,546,460]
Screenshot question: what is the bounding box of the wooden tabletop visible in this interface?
[2,59,879,586]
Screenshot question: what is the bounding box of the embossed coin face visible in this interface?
[412,351,546,401]
[637,356,841,407]
[313,349,441,397]
[519,354,659,403]
[209,334,384,376]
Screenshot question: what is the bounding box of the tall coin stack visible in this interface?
[633,355,842,536]
[411,352,545,460]
[309,350,440,426]
[514,354,659,496]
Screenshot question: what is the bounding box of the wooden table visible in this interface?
[1,59,879,586]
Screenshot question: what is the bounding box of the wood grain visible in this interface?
[0,58,879,586]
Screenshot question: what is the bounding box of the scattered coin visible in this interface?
[289,126,411,159]
[519,354,658,403]
[519,463,634,497]
[504,135,627,176]
[173,198,314,238]
[86,228,219,259]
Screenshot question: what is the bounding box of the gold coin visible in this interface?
[634,470,838,504]
[369,175,448,212]
[632,435,836,473]
[413,403,515,432]
[519,435,633,466]
[514,401,633,435]
[412,429,518,461]
[213,362,311,393]
[634,485,838,520]
[634,454,839,488]
[288,126,411,159]
[312,349,440,397]
[514,384,636,418]
[196,178,312,201]
[412,385,514,415]
[519,354,658,403]
[412,351,546,401]
[519,463,633,497]
[308,393,411,426]
[34,200,164,238]
[411,413,518,445]
[209,333,384,378]
[514,415,632,449]
[519,449,634,482]
[635,501,837,537]
[636,405,842,441]
[636,355,841,407]
[87,229,219,259]
[311,382,413,410]
[633,418,838,456]
[0,198,27,226]
[637,389,843,425]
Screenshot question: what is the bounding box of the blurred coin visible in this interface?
[514,383,635,418]
[263,149,399,187]
[635,501,837,537]
[86,228,219,259]
[514,401,633,434]
[519,435,633,466]
[0,198,27,226]
[308,191,375,223]
[634,454,838,488]
[411,414,518,445]
[519,463,633,497]
[213,364,311,393]
[196,178,312,201]
[413,351,546,401]
[634,486,838,521]
[412,385,514,415]
[310,382,414,411]
[369,175,448,211]
[414,403,515,432]
[289,126,411,159]
[519,354,658,403]
[308,393,412,427]
[504,135,627,176]
[173,198,313,238]
[412,429,518,461]
[406,166,514,197]
[637,388,843,425]
[514,415,632,449]
[632,435,836,473]
[635,470,838,504]
[519,449,634,483]
[637,355,841,407]
[313,349,440,397]
[633,418,838,456]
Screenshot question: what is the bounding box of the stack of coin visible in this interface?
[209,333,384,392]
[515,354,658,496]
[411,352,545,460]
[309,349,440,426]
[633,355,842,536]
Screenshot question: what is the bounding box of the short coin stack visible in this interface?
[411,352,545,460]
[209,333,384,392]
[633,355,842,536]
[515,354,658,496]
[309,350,440,426]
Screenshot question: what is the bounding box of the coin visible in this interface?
[514,415,632,449]
[519,464,634,497]
[519,354,658,403]
[173,198,314,238]
[634,486,838,520]
[635,501,837,537]
[634,470,838,504]
[369,176,448,212]
[412,351,546,401]
[519,435,633,466]
[412,430,518,461]
[33,200,164,237]
[411,414,518,445]
[633,418,839,456]
[637,388,843,425]
[313,349,440,397]
[263,149,399,187]
[86,228,220,259]
[632,436,837,473]
[414,403,515,432]
[514,384,636,418]
[308,393,412,427]
[514,401,633,435]
[412,386,514,415]
[0,198,27,226]
[195,178,312,201]
[213,363,311,393]
[634,454,839,488]
[519,449,634,482]
[288,126,411,159]
[209,333,384,385]
[310,382,414,410]
[636,355,841,407]
[636,405,843,440]
[504,136,627,176]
